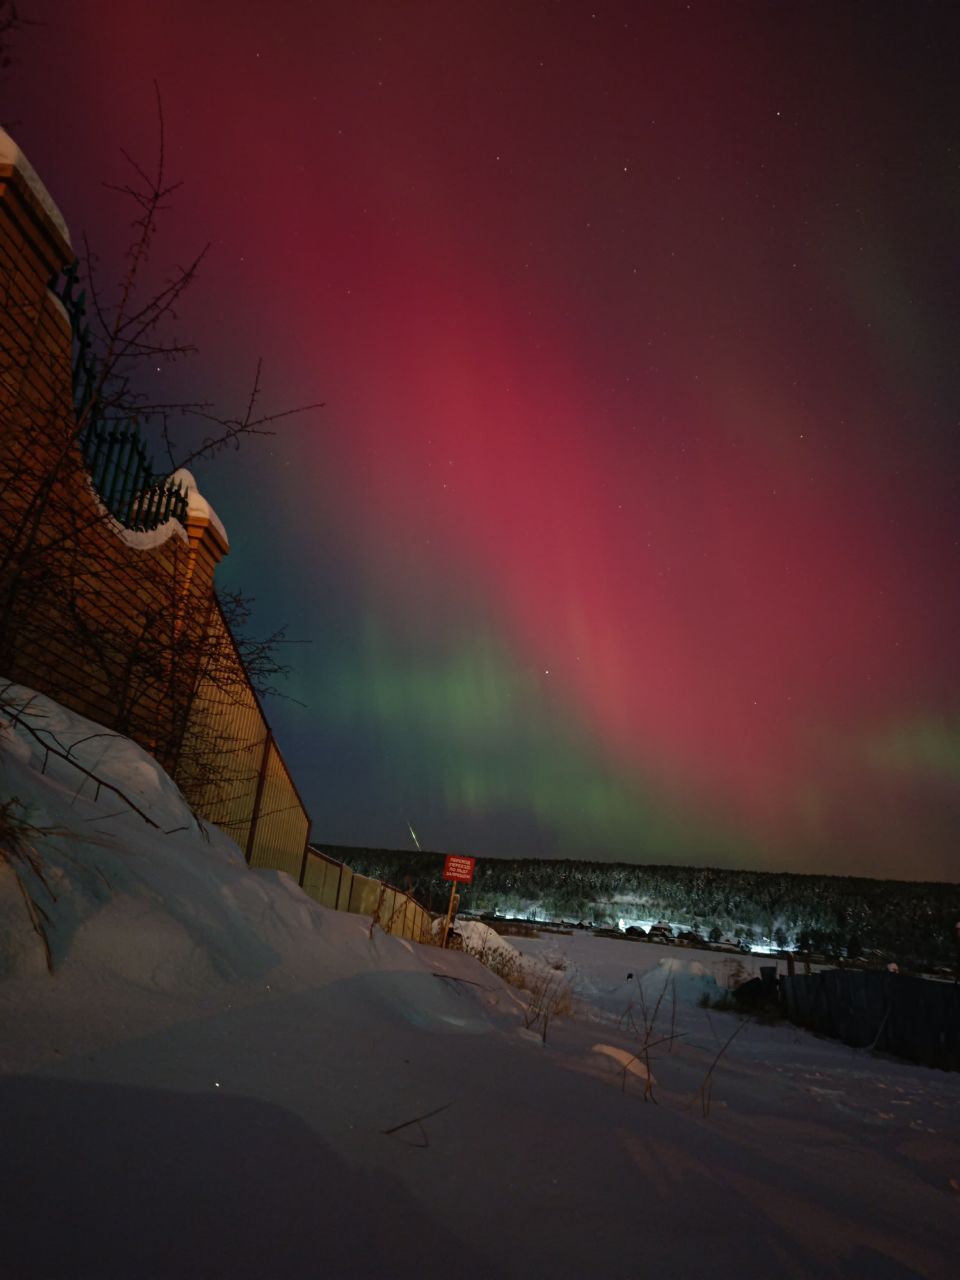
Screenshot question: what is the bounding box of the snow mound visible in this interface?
[0,682,204,838]
[0,683,513,1044]
[455,920,553,987]
[638,956,724,1007]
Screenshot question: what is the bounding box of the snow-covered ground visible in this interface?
[2,684,959,1278]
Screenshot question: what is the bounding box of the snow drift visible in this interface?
[2,683,959,1279]
[0,681,513,1038]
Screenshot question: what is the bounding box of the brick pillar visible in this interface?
[0,127,74,460]
[170,468,231,604]
[0,126,73,286]
[153,470,230,774]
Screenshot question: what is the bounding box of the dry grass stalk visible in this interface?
[620,972,676,1103]
[368,882,388,939]
[522,970,573,1042]
[462,930,572,1042]
[691,1017,747,1118]
[1,688,178,971]
[381,1102,452,1149]
[0,795,59,971]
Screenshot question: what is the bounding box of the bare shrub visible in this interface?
[460,927,572,1042]
[0,793,58,972]
[616,974,680,1103]
[522,970,573,1042]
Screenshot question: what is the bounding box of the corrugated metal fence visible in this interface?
[176,599,310,882]
[781,969,960,1070]
[303,848,433,943]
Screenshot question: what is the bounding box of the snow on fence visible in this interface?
[302,849,433,943]
[780,969,960,1070]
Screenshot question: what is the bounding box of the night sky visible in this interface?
[4,2,958,880]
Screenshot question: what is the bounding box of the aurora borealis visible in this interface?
[4,2,958,879]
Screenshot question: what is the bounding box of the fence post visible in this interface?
[243,731,272,865]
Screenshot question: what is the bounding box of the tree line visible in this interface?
[321,845,960,971]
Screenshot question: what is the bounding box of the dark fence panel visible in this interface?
[781,969,960,1070]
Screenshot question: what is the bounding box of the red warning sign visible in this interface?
[443,854,476,883]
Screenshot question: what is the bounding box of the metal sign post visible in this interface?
[440,854,476,948]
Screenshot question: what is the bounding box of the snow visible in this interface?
[0,126,72,248]
[46,286,71,331]
[113,513,191,550]
[2,684,959,1278]
[170,468,230,549]
[456,917,556,986]
[80,469,190,551]
[71,469,223,554]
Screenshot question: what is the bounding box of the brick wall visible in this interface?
[0,129,310,877]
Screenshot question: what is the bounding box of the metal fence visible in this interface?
[780,968,960,1070]
[81,423,188,531]
[50,259,98,422]
[302,848,433,943]
[176,599,311,883]
[50,259,188,531]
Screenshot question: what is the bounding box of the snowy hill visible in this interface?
[0,680,515,1044]
[1,684,959,1278]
